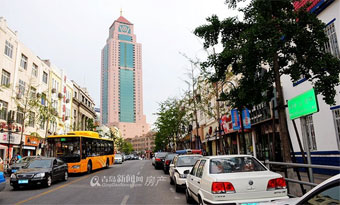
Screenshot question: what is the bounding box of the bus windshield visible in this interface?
[47,137,81,163]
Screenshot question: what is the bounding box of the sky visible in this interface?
[1,0,242,126]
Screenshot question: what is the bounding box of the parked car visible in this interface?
[163,153,178,174]
[185,155,288,204]
[154,152,169,169]
[8,156,39,174]
[10,157,68,189]
[152,153,159,166]
[268,174,340,205]
[0,171,5,192]
[115,154,123,164]
[169,154,202,192]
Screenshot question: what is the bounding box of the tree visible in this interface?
[194,0,340,163]
[13,78,41,156]
[86,118,97,131]
[154,98,187,151]
[122,141,134,154]
[37,97,58,139]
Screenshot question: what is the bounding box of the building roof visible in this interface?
[115,16,132,25]
[110,15,133,29]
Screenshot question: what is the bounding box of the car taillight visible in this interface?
[155,158,161,162]
[166,160,170,165]
[211,182,235,194]
[267,177,287,191]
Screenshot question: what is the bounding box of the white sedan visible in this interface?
[169,154,202,192]
[185,155,288,204]
[268,174,339,205]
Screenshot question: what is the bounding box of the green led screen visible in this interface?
[288,88,319,120]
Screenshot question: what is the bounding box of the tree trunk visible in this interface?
[19,112,26,156]
[273,53,299,194]
[273,53,291,163]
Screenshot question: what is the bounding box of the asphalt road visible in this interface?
[0,160,188,204]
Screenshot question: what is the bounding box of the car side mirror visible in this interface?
[184,170,190,175]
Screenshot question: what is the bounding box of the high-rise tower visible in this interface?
[101,14,149,138]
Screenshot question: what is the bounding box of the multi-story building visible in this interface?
[72,81,96,131]
[126,131,155,153]
[0,17,93,160]
[282,0,340,174]
[101,14,150,138]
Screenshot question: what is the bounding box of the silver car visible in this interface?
[114,154,123,164]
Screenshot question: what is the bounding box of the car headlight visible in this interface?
[179,174,187,178]
[72,165,80,169]
[10,174,16,179]
[34,173,45,178]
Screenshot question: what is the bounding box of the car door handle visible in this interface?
[197,181,200,184]
[191,178,193,181]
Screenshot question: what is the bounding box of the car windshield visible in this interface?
[115,154,122,158]
[157,152,168,158]
[209,157,267,174]
[47,137,80,163]
[166,154,177,160]
[27,159,52,168]
[177,156,201,167]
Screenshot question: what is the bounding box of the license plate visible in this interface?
[18,179,29,184]
[241,203,258,205]
[12,169,17,173]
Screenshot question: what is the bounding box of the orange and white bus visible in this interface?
[47,131,115,174]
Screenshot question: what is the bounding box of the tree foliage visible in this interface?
[154,98,187,151]
[194,0,340,107]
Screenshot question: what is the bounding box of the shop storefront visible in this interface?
[0,132,22,164]
[23,135,39,156]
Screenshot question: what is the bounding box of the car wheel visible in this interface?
[87,161,92,174]
[45,175,52,187]
[174,178,180,192]
[186,188,195,204]
[198,195,204,205]
[170,176,174,185]
[12,185,19,190]
[106,159,109,168]
[63,171,68,181]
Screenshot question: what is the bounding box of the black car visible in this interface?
[154,152,169,169]
[10,157,68,189]
[9,156,40,175]
[163,153,178,174]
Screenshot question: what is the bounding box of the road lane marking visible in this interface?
[15,172,97,205]
[169,187,175,193]
[120,195,129,205]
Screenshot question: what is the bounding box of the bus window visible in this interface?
[48,137,81,163]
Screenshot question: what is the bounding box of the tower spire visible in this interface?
[120,8,122,16]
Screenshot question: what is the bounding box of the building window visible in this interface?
[28,111,35,127]
[32,63,38,77]
[18,79,26,95]
[0,100,8,120]
[332,108,340,149]
[16,107,24,124]
[42,71,48,84]
[4,41,13,58]
[301,115,317,151]
[40,119,45,130]
[41,93,46,105]
[1,69,10,86]
[20,54,28,70]
[325,21,340,59]
[74,91,77,98]
[30,87,36,99]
